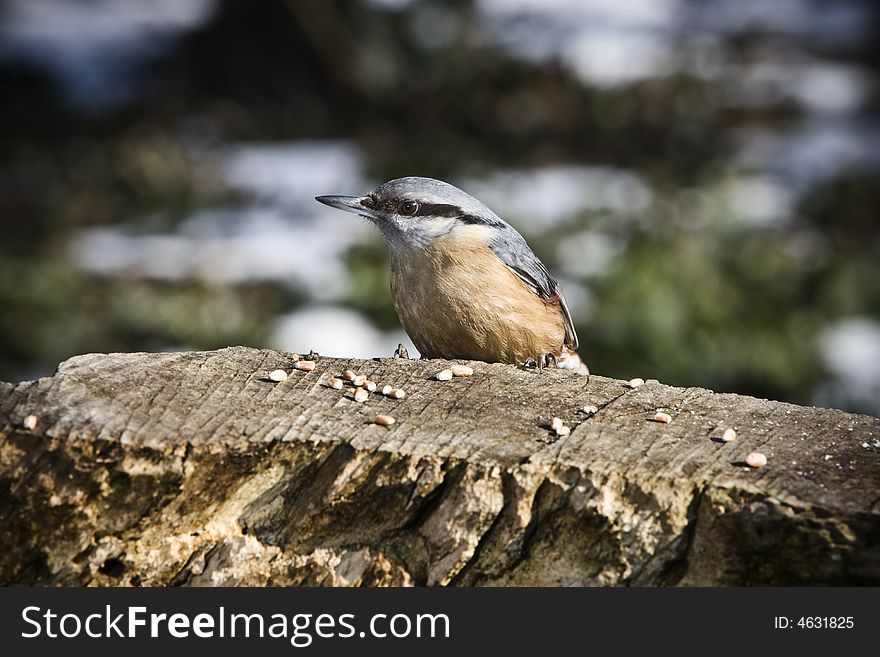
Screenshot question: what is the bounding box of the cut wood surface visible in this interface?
[1,346,878,585]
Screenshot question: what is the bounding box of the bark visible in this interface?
[1,347,878,586]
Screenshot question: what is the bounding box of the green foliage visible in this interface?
[0,0,877,414]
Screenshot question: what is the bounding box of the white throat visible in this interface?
[378,215,458,251]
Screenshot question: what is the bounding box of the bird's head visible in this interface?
[316,176,507,249]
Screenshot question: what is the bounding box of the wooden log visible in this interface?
[1,347,878,585]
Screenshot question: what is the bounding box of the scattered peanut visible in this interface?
[353,374,367,386]
[582,405,598,415]
[450,364,474,377]
[342,369,356,381]
[381,384,394,396]
[549,417,571,436]
[364,380,377,392]
[353,387,369,403]
[627,378,645,389]
[373,415,396,427]
[391,388,406,399]
[268,369,288,382]
[745,452,767,468]
[720,428,737,443]
[22,414,38,430]
[328,378,344,390]
[436,369,454,381]
[653,411,673,424]
[295,360,316,371]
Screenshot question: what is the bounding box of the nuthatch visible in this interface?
[316,177,588,373]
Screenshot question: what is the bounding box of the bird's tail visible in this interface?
[557,347,589,376]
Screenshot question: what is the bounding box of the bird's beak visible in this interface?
[315,195,379,219]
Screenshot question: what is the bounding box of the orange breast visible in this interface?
[389,225,566,364]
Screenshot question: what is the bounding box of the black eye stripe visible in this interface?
[412,203,463,218]
[415,204,505,227]
[374,199,505,227]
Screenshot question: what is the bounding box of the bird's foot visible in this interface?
[524,352,589,377]
[392,343,410,359]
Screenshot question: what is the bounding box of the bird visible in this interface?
[316,177,587,373]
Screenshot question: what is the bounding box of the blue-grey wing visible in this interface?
[488,229,579,350]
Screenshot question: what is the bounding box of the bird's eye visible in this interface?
[399,200,419,215]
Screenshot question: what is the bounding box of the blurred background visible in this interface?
[1,0,878,415]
